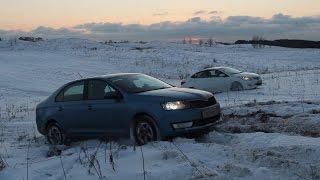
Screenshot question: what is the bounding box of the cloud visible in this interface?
[30,26,85,37]
[208,11,219,15]
[153,12,169,16]
[1,13,320,42]
[193,10,207,15]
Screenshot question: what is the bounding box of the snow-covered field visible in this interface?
[0,39,319,179]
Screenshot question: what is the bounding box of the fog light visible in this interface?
[172,122,193,129]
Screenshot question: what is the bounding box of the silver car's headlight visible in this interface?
[162,101,190,110]
[242,76,252,81]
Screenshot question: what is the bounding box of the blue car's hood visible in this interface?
[137,87,213,101]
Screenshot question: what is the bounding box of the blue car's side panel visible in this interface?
[82,99,130,136]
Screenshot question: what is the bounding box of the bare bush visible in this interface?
[60,155,67,180]
[207,38,214,47]
[252,36,265,48]
[140,146,146,180]
[182,38,187,44]
[78,142,103,179]
[188,37,192,44]
[309,165,320,180]
[0,156,6,171]
[47,145,65,157]
[199,39,204,46]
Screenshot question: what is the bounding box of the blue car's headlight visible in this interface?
[162,101,190,110]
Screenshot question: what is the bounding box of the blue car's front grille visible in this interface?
[189,96,217,108]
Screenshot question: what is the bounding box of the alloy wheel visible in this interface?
[135,121,155,145]
[47,125,64,145]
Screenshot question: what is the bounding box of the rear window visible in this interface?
[56,81,84,102]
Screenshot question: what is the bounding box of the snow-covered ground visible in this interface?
[0,39,319,179]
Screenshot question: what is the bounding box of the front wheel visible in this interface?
[134,116,158,145]
[230,82,244,91]
[46,122,66,145]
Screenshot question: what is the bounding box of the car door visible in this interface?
[190,70,220,92]
[54,80,90,135]
[188,70,212,91]
[209,70,230,92]
[84,79,128,136]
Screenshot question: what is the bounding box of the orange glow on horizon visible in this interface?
[0,0,319,31]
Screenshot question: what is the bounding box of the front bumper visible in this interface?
[256,79,262,86]
[242,79,262,89]
[158,103,221,137]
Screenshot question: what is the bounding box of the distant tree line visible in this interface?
[182,37,215,47]
[236,37,320,49]
[19,37,43,42]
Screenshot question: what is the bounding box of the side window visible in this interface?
[192,70,211,78]
[208,70,219,77]
[88,80,116,100]
[215,70,228,77]
[63,81,84,101]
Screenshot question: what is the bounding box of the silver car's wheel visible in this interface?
[134,117,157,145]
[47,123,65,145]
[230,82,243,91]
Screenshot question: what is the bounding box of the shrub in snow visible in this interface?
[47,145,66,157]
[207,38,214,47]
[0,157,5,171]
[199,39,204,46]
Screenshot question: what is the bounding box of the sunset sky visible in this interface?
[1,0,320,41]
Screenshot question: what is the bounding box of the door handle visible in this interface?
[58,107,63,111]
[88,105,92,110]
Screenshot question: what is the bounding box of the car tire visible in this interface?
[134,116,158,146]
[230,82,243,91]
[46,122,66,145]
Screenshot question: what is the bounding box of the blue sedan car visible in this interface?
[36,73,221,145]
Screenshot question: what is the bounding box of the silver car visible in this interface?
[181,67,262,93]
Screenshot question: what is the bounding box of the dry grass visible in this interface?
[0,156,6,171]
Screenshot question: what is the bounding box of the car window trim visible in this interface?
[215,70,229,77]
[191,70,211,79]
[55,80,86,102]
[86,78,122,101]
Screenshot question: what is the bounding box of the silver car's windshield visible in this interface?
[108,74,172,93]
[219,67,242,75]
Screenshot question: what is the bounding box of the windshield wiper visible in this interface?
[134,87,170,93]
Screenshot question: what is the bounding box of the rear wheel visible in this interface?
[46,122,66,145]
[134,116,158,145]
[230,82,243,91]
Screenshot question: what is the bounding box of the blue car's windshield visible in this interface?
[108,74,172,93]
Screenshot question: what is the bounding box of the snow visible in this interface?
[0,38,319,179]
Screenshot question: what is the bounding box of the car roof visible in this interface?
[203,67,229,71]
[71,73,142,82]
[95,73,142,79]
